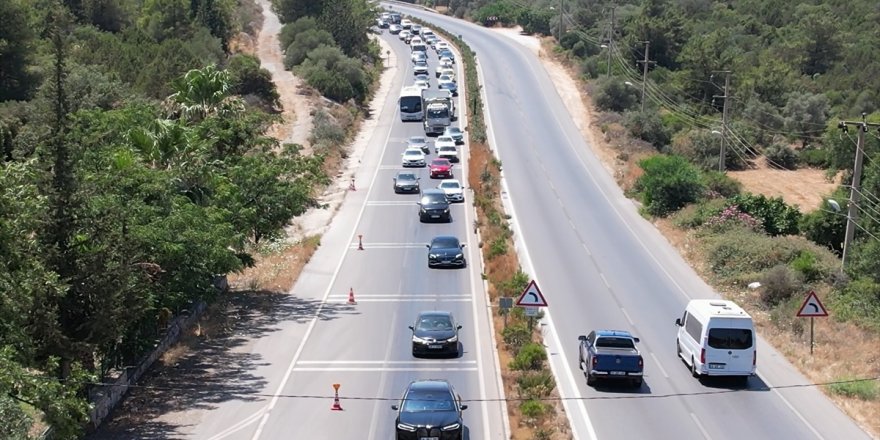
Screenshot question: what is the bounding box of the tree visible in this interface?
[624,110,670,150]
[275,0,324,23]
[317,0,374,58]
[227,54,280,108]
[283,28,335,69]
[635,154,705,216]
[782,92,828,147]
[167,64,243,122]
[0,0,39,101]
[625,0,688,69]
[279,16,319,50]
[594,77,639,112]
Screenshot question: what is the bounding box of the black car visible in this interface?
[393,171,420,194]
[409,311,462,357]
[427,236,466,268]
[418,189,451,223]
[392,380,467,440]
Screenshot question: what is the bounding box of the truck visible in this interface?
[421,90,456,135]
[577,330,644,387]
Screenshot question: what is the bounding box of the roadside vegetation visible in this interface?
[412,17,569,439]
[0,0,378,437]
[418,0,880,435]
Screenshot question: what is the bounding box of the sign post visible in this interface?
[499,297,513,328]
[515,280,548,330]
[796,291,829,355]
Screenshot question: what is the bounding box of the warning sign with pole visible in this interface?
[516,280,547,328]
[796,291,828,355]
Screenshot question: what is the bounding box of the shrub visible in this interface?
[635,155,705,216]
[227,54,280,108]
[790,251,822,282]
[670,129,749,171]
[0,396,31,440]
[488,236,508,259]
[764,143,798,170]
[825,377,879,401]
[502,322,531,351]
[671,198,728,229]
[310,109,345,146]
[830,278,880,331]
[798,146,829,168]
[498,270,530,298]
[510,342,547,371]
[701,205,762,234]
[284,29,336,69]
[519,399,546,420]
[580,57,601,79]
[701,170,742,198]
[624,110,670,150]
[760,265,803,306]
[847,239,880,284]
[516,371,555,399]
[594,77,639,112]
[279,17,319,50]
[703,228,824,281]
[729,193,801,236]
[799,207,845,255]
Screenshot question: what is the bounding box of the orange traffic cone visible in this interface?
[349,177,356,191]
[347,288,357,305]
[331,383,343,411]
[357,234,364,250]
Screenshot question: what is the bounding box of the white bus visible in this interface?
[399,86,424,122]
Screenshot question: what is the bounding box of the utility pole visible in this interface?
[838,114,879,268]
[605,7,615,76]
[558,0,565,37]
[712,71,732,171]
[635,41,655,113]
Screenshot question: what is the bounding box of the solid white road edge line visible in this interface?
[478,52,596,440]
[689,412,713,440]
[247,74,399,440]
[296,360,477,365]
[292,367,480,372]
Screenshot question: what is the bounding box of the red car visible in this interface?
[429,158,453,179]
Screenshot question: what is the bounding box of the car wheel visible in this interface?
[691,357,700,378]
[632,378,643,388]
[676,339,681,359]
[586,373,596,386]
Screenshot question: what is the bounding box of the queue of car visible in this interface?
[378,12,471,439]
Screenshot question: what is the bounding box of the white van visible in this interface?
[675,299,756,379]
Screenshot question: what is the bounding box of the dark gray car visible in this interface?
[418,189,451,223]
[392,379,467,440]
[393,171,420,194]
[427,235,466,268]
[409,311,462,357]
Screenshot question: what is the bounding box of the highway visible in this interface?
[391,3,873,440]
[181,24,508,440]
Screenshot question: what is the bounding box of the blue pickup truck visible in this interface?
[577,330,644,387]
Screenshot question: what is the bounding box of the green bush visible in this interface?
[594,77,639,112]
[510,342,547,371]
[519,399,546,420]
[635,155,705,217]
[0,396,30,440]
[488,236,508,259]
[624,110,670,150]
[227,54,280,107]
[798,146,829,168]
[279,17,319,50]
[502,322,531,351]
[670,129,749,171]
[703,228,824,281]
[702,170,742,198]
[799,206,846,255]
[310,109,346,146]
[760,265,803,306]
[284,29,336,68]
[729,193,801,236]
[790,251,822,282]
[516,371,556,399]
[498,270,530,298]
[830,278,880,331]
[764,143,799,170]
[847,239,880,284]
[671,198,729,229]
[825,377,879,401]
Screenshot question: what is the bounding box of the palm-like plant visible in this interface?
[166,65,243,122]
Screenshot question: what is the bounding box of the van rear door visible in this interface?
[705,318,754,375]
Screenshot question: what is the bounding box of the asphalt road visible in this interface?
[180,27,508,440]
[390,4,873,440]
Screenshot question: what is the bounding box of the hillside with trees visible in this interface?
[0,0,377,437]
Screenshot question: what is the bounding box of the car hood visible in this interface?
[441,188,462,195]
[430,246,461,257]
[396,179,418,185]
[431,164,451,171]
[413,327,457,340]
[398,410,461,429]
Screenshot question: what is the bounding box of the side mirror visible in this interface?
[460,244,466,248]
[577,335,587,342]
[425,244,430,249]
[408,325,414,330]
[633,337,640,343]
[457,324,462,329]
[416,202,422,206]
[675,318,682,327]
[460,404,468,410]
[391,405,399,410]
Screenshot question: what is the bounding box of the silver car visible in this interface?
[407,135,430,154]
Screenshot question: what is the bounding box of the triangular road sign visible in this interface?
[516,280,548,307]
[796,291,828,317]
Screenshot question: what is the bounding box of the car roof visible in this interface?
[407,379,453,393]
[421,188,445,195]
[594,330,634,338]
[404,148,423,154]
[432,158,450,163]
[439,179,460,184]
[417,310,453,319]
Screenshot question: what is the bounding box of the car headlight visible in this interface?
[455,253,463,259]
[412,335,428,344]
[397,423,417,432]
[441,422,461,431]
[443,208,449,213]
[429,253,439,259]
[447,335,458,343]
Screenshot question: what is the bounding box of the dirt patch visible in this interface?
[728,160,841,212]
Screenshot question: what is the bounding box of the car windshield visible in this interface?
[409,137,426,144]
[432,159,450,166]
[438,137,453,143]
[447,128,461,134]
[416,314,453,331]
[401,390,455,412]
[404,150,421,157]
[440,181,460,189]
[439,146,456,152]
[397,173,416,180]
[427,108,448,118]
[707,328,753,350]
[439,75,452,82]
[595,337,635,349]
[431,237,459,248]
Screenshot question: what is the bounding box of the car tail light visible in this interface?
[700,348,706,365]
[638,356,644,368]
[753,350,757,366]
[591,356,598,368]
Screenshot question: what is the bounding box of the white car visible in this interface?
[413,79,430,90]
[437,145,459,163]
[401,19,413,29]
[401,148,426,167]
[439,56,454,66]
[439,58,454,69]
[437,179,464,202]
[434,135,456,153]
[411,51,427,64]
[399,30,411,41]
[438,75,456,90]
[435,41,450,52]
[389,24,402,34]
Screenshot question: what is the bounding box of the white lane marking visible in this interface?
[326,297,472,303]
[467,50,495,438]
[766,381,826,440]
[296,360,477,365]
[582,242,592,256]
[292,367,479,372]
[649,352,670,379]
[365,201,420,206]
[248,67,400,440]
[620,307,634,327]
[599,273,610,288]
[348,243,426,248]
[689,412,712,440]
[479,55,597,440]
